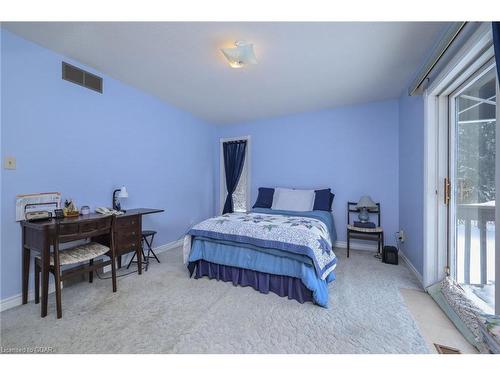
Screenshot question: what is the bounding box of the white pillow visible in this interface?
[271,188,315,212]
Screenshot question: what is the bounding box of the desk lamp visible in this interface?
[356,195,377,223]
[112,186,128,212]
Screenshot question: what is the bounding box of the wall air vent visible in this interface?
[62,62,103,93]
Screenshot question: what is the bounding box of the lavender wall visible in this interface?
[0,30,216,300]
[398,94,424,275]
[216,100,400,245]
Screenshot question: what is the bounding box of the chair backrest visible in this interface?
[50,215,115,272]
[54,215,114,244]
[347,201,381,226]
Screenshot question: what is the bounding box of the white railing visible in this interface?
[457,201,495,285]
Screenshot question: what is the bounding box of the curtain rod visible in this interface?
[408,22,467,96]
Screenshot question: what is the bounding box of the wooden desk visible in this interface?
[21,208,164,317]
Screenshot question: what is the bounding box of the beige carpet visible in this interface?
[401,288,478,354]
[0,248,428,353]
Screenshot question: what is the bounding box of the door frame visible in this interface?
[423,22,499,314]
[423,22,494,288]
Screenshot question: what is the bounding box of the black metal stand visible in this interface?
[126,230,160,272]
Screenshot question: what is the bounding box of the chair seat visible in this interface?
[347,224,383,233]
[35,242,110,266]
[142,230,157,237]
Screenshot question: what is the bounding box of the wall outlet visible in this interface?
[4,156,16,170]
[398,229,405,243]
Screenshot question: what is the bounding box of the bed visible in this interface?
[183,205,337,307]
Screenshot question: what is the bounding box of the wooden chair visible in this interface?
[34,215,117,318]
[346,201,383,258]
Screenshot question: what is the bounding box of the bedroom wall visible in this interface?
[398,94,424,276]
[0,29,216,301]
[215,99,400,246]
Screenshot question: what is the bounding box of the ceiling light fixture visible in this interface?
[220,41,257,68]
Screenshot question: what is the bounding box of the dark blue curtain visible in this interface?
[494,22,500,80]
[222,140,247,214]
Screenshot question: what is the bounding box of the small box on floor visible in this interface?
[382,246,398,265]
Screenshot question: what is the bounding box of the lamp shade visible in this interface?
[118,186,128,198]
[356,195,377,209]
[221,41,258,68]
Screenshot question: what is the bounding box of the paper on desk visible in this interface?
[15,192,61,221]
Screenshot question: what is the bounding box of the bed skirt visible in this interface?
[188,259,314,305]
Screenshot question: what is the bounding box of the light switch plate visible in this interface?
[4,156,16,170]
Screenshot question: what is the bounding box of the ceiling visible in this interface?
[3,22,448,125]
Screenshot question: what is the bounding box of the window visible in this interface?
[220,136,251,213]
[450,64,497,313]
[232,153,248,212]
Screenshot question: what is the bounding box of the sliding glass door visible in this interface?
[449,61,498,313]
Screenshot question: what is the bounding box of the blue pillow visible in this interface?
[313,189,334,211]
[253,187,275,208]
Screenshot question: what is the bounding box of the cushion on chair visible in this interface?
[35,242,110,266]
[347,224,383,233]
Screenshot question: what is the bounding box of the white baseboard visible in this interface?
[0,283,57,313]
[154,238,184,253]
[0,239,184,313]
[399,250,424,287]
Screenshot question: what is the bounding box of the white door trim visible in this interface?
[423,93,439,287]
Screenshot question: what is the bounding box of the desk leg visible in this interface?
[117,256,122,269]
[136,246,142,275]
[22,247,30,305]
[22,248,30,304]
[41,242,50,318]
[137,215,142,275]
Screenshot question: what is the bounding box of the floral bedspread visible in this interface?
[184,212,336,280]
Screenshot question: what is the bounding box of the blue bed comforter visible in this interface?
[184,209,337,307]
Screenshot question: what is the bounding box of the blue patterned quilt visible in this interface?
[185,212,337,280]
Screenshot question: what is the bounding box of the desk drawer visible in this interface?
[115,216,140,230]
[80,221,104,233]
[111,215,141,254]
[115,228,140,254]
